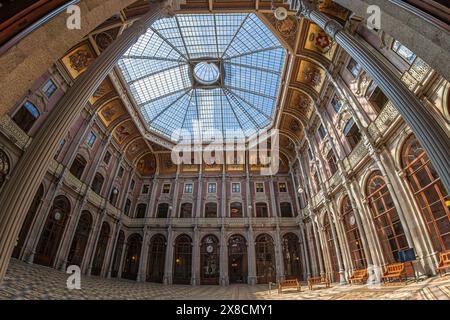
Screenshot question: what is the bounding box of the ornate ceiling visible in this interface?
[57,0,350,175]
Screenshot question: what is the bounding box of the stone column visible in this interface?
[137,229,150,282]
[311,216,325,276]
[191,169,202,285]
[86,212,106,276]
[62,112,97,168]
[219,169,229,285]
[304,129,346,283]
[116,238,128,279]
[269,177,284,281]
[100,220,118,277]
[106,222,122,278]
[219,226,228,286]
[296,1,450,193]
[0,2,171,282]
[163,224,174,285]
[147,176,158,218]
[305,222,318,276]
[246,226,257,285]
[290,169,311,278]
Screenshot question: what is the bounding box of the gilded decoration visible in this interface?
[137,153,156,176]
[98,100,126,127]
[61,44,95,79]
[288,89,313,118]
[304,22,337,60]
[263,13,298,50]
[126,139,147,159]
[296,60,326,93]
[89,80,113,105]
[113,121,138,144]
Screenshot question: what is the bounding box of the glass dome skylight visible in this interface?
[118,13,286,142]
[194,62,220,85]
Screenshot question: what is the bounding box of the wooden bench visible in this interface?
[278,279,301,294]
[381,263,406,284]
[307,276,330,291]
[436,250,450,276]
[348,268,368,284]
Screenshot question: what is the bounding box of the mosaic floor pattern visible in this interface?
[0,259,449,300]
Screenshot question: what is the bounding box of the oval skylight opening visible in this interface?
[194,62,220,85]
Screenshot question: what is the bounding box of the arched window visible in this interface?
[69,155,87,180]
[200,235,220,284]
[91,222,110,276]
[147,234,166,283]
[401,135,450,252]
[111,231,125,278]
[13,184,44,258]
[326,150,338,176]
[91,173,104,194]
[173,234,192,284]
[109,187,119,206]
[230,202,242,218]
[135,203,147,218]
[366,172,408,263]
[124,199,132,216]
[35,195,70,266]
[341,196,366,269]
[205,202,217,218]
[324,214,340,282]
[282,233,303,280]
[12,101,40,133]
[180,203,192,218]
[67,211,92,266]
[343,118,362,150]
[122,234,142,280]
[255,202,268,218]
[255,234,276,284]
[228,234,247,283]
[0,149,10,190]
[280,202,293,217]
[157,203,169,218]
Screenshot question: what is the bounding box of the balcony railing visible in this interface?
[0,116,31,150]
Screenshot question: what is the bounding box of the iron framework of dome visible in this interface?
[118,13,287,143]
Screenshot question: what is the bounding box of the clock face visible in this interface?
[206,245,214,253]
[54,212,62,221]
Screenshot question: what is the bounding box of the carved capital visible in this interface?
[323,20,343,39]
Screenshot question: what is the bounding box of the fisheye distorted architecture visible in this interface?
[0,0,449,300]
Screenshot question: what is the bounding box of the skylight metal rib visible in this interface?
[226,88,273,121]
[221,14,249,59]
[225,90,261,129]
[127,63,185,85]
[147,89,190,124]
[150,26,189,61]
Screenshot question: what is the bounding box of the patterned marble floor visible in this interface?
[0,259,449,300]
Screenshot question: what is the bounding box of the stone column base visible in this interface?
[247,276,257,285]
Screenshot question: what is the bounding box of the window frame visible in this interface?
[41,79,57,98]
[86,131,97,148]
[278,182,287,193]
[255,182,264,193]
[231,182,241,193]
[162,183,171,194]
[184,183,193,194]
